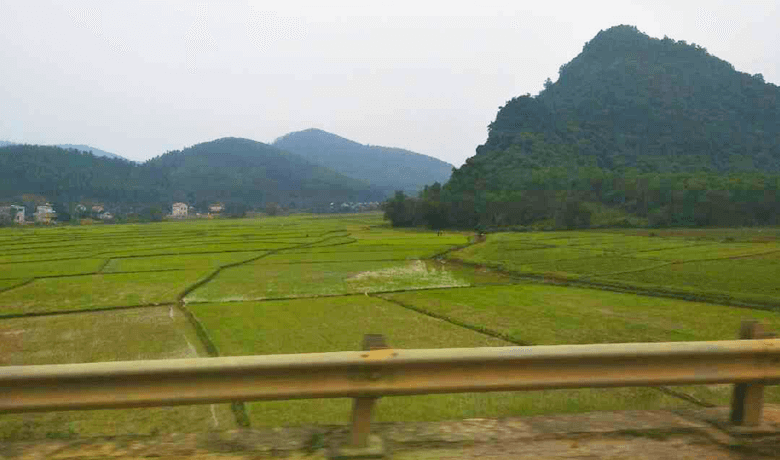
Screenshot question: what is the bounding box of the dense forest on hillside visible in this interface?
[144,138,381,207]
[273,128,453,194]
[0,144,147,203]
[385,25,780,229]
[0,139,382,218]
[0,141,128,160]
[55,144,129,161]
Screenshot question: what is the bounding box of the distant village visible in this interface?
[0,200,381,225]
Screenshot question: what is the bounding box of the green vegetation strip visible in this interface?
[258,249,452,263]
[0,279,32,294]
[0,258,107,280]
[103,252,266,273]
[451,230,780,307]
[185,259,512,303]
[380,284,780,407]
[380,284,780,345]
[0,270,211,316]
[599,257,780,302]
[188,296,696,426]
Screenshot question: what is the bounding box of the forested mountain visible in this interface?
[386,25,780,229]
[0,144,145,205]
[0,139,381,213]
[145,137,381,207]
[464,25,779,180]
[273,128,453,194]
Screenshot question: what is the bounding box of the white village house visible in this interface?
[11,205,24,224]
[0,205,25,224]
[172,202,188,218]
[34,204,56,224]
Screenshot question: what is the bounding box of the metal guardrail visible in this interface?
[1,321,778,451]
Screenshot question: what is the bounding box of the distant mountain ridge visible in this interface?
[273,128,453,194]
[0,141,130,161]
[56,144,130,162]
[0,138,382,210]
[145,137,381,207]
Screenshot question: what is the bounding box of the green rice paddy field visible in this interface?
[1,213,779,439]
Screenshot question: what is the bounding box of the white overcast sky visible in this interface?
[1,0,778,165]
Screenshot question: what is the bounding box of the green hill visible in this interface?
[465,25,779,180]
[145,137,380,207]
[0,141,131,161]
[0,144,142,203]
[386,25,780,229]
[273,128,453,195]
[0,139,381,214]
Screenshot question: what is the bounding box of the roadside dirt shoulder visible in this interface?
[2,406,779,459]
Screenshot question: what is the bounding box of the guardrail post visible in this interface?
[350,397,377,448]
[730,320,767,426]
[350,334,387,448]
[330,334,387,458]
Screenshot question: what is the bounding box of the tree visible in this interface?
[139,206,163,222]
[382,191,417,227]
[52,202,70,222]
[224,202,248,218]
[554,194,592,229]
[265,202,281,216]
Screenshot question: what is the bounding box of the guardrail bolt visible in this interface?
[730,320,768,427]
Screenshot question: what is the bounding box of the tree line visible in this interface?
[383,171,780,230]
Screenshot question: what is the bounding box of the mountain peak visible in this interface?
[274,128,358,148]
[468,24,780,183]
[273,129,453,193]
[592,24,647,40]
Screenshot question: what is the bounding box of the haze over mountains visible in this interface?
[143,137,382,208]
[55,144,130,162]
[0,132,445,212]
[0,141,129,161]
[0,129,451,212]
[273,129,453,194]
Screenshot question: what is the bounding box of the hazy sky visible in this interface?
[1,1,778,165]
